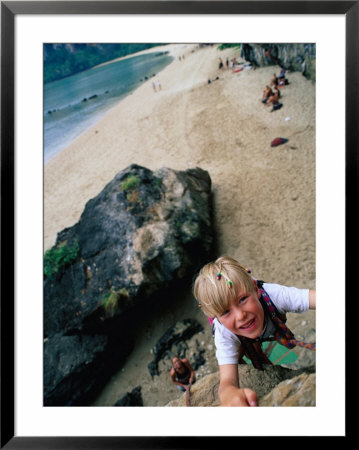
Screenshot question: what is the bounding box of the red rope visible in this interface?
[259,287,316,351]
[185,385,191,406]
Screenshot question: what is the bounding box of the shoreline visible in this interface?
[92,43,185,69]
[45,44,183,165]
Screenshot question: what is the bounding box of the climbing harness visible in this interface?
[209,279,316,371]
[258,282,316,351]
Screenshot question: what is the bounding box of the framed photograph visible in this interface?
[1,1,353,447]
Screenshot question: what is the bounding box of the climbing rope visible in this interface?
[185,384,191,407]
[259,286,316,351]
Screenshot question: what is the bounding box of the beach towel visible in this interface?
[271,137,289,147]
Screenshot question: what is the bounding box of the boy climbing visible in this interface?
[193,256,316,407]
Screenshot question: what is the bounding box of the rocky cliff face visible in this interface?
[43,164,214,405]
[167,365,316,407]
[240,44,316,80]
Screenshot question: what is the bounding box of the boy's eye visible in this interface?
[221,310,229,317]
[238,296,248,304]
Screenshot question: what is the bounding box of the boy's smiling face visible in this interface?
[217,285,265,338]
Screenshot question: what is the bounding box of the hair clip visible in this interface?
[227,280,233,288]
[216,272,222,280]
[246,268,251,274]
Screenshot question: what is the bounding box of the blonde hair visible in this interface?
[193,256,255,318]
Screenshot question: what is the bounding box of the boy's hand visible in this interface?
[220,386,258,407]
[219,364,258,406]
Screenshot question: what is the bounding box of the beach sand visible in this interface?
[44,43,316,406]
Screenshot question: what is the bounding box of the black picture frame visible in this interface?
[1,1,353,447]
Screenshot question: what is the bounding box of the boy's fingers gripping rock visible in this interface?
[244,388,258,407]
[223,388,258,406]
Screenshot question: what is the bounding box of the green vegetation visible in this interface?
[44,43,163,84]
[121,175,140,191]
[120,173,162,207]
[44,241,80,278]
[218,44,241,50]
[121,175,143,206]
[101,287,129,316]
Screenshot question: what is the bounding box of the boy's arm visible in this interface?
[309,289,316,309]
[218,364,257,407]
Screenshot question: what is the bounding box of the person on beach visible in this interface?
[278,66,286,82]
[218,58,224,69]
[157,80,162,91]
[273,66,289,87]
[193,256,316,407]
[208,76,220,84]
[273,86,281,98]
[170,356,196,392]
[270,73,279,87]
[265,87,282,111]
[261,85,273,103]
[152,81,156,92]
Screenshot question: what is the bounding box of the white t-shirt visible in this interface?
[213,283,310,366]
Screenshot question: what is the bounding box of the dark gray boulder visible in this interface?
[43,164,213,405]
[44,333,111,406]
[44,164,213,337]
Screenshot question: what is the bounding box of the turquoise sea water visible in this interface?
[44,52,173,163]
